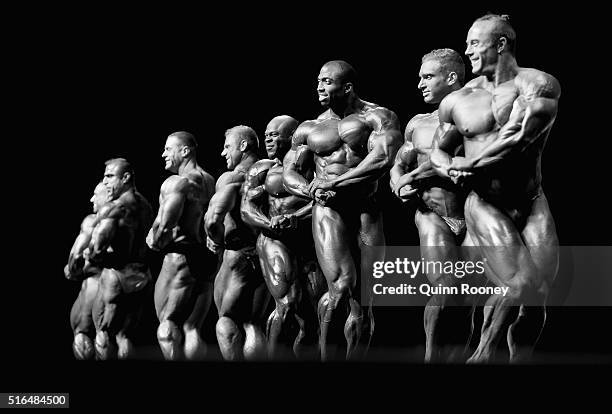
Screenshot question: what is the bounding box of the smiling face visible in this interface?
[264,117,293,159]
[162,135,185,173]
[418,59,451,105]
[465,21,500,76]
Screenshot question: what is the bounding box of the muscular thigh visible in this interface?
[312,204,356,284]
[71,277,99,333]
[98,269,123,303]
[416,210,460,284]
[358,202,384,247]
[256,234,297,300]
[465,191,536,287]
[214,249,261,319]
[155,253,197,320]
[415,210,457,247]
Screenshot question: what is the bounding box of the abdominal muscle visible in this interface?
[463,132,542,204]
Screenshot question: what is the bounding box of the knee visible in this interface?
[157,320,181,343]
[275,300,295,319]
[279,286,300,311]
[330,276,353,299]
[216,316,240,341]
[73,333,95,360]
[95,330,109,351]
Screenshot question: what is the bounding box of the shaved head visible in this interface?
[264,115,299,159]
[321,60,358,86]
[266,115,299,137]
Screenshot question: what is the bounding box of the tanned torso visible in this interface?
[296,102,390,199]
[398,111,464,218]
[445,69,557,203]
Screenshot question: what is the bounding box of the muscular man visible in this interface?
[64,182,109,360]
[390,49,472,362]
[241,115,326,359]
[147,131,216,360]
[283,60,402,360]
[205,126,270,360]
[430,14,560,363]
[89,158,154,359]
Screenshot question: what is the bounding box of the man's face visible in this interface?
[90,183,109,213]
[162,135,184,173]
[221,134,242,170]
[264,119,291,159]
[102,163,126,200]
[418,59,451,104]
[317,64,346,107]
[465,22,499,76]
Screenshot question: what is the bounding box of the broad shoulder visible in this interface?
[363,101,398,122]
[161,174,191,194]
[407,113,434,129]
[292,120,319,147]
[361,102,400,131]
[439,88,469,120]
[81,214,97,231]
[405,113,435,142]
[216,170,245,190]
[515,67,561,99]
[247,159,276,178]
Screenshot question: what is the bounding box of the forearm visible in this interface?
[430,148,453,177]
[390,162,408,189]
[204,208,226,245]
[470,97,557,169]
[283,168,311,199]
[150,224,174,250]
[241,194,272,231]
[408,160,437,181]
[89,220,115,262]
[291,202,313,220]
[332,147,392,189]
[153,195,185,249]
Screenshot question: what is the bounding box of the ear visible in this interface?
[497,36,508,54]
[181,146,190,157]
[447,72,458,86]
[344,82,353,94]
[121,172,132,184]
[239,139,248,152]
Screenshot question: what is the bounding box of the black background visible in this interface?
[5,3,610,407]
